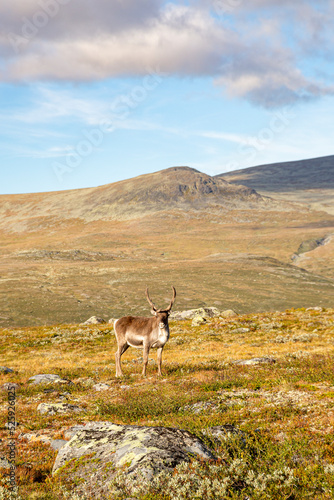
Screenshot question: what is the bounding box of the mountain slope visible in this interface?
[216,155,334,214]
[0,167,286,233]
[1,165,334,327]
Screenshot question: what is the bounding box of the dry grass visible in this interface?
[1,206,334,327]
[1,307,334,498]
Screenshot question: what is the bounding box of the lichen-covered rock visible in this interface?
[1,382,20,391]
[64,425,86,440]
[191,315,207,326]
[182,401,219,414]
[51,439,68,451]
[204,425,247,447]
[232,327,250,334]
[28,374,72,385]
[20,433,51,445]
[76,377,96,387]
[81,316,106,325]
[220,310,238,318]
[0,457,11,469]
[93,383,110,392]
[37,403,82,415]
[170,307,221,321]
[52,422,216,498]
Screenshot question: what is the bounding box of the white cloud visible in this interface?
[0,0,333,108]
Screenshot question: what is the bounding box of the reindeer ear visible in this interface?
[151,309,157,316]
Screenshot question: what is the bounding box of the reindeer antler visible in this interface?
[145,286,176,313]
[165,286,176,312]
[145,287,157,312]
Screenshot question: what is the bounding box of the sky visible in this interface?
[0,0,333,194]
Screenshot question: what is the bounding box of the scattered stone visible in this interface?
[51,439,68,451]
[53,379,74,386]
[233,357,276,366]
[19,433,36,442]
[261,323,277,331]
[182,401,219,414]
[0,367,14,374]
[108,318,117,324]
[38,435,52,445]
[170,307,221,321]
[52,422,216,497]
[1,382,20,391]
[120,385,131,390]
[204,425,247,446]
[231,327,250,334]
[93,383,110,392]
[76,377,96,387]
[28,374,70,385]
[0,458,11,469]
[43,388,57,394]
[191,315,207,326]
[274,432,288,442]
[5,422,20,430]
[58,394,69,401]
[64,425,87,440]
[20,433,51,445]
[306,307,323,312]
[220,310,238,318]
[81,316,106,325]
[37,403,82,416]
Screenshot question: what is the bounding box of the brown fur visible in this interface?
[114,287,176,377]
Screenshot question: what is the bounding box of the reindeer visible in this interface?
[114,286,176,377]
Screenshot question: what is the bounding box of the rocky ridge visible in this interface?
[0,167,288,231]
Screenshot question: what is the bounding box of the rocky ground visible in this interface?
[0,307,334,499]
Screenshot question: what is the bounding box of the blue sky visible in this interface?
[0,0,333,194]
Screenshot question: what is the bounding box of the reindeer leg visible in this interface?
[115,342,129,377]
[157,347,163,376]
[142,343,150,377]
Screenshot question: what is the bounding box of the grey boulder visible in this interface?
[51,439,68,451]
[52,422,216,497]
[81,316,106,325]
[220,310,238,318]
[28,374,72,386]
[37,403,82,415]
[170,307,221,321]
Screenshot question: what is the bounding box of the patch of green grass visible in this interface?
[96,389,198,423]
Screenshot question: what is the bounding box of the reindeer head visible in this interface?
[146,286,176,327]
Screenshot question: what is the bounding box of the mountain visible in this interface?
[0,167,277,233]
[216,155,334,214]
[1,165,334,327]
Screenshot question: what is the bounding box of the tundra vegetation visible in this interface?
[0,307,334,499]
[1,167,334,328]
